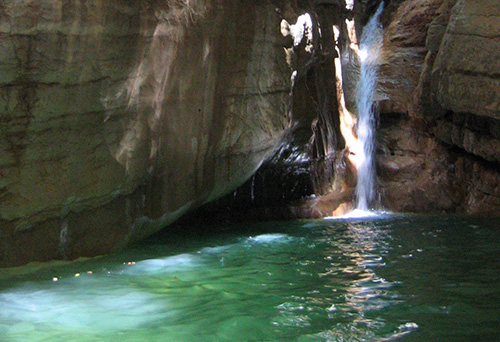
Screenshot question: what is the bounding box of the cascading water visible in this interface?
[354,2,384,211]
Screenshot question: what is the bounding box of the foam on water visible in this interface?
[1,215,498,341]
[128,253,198,275]
[0,280,167,333]
[247,233,290,243]
[325,209,391,221]
[200,245,233,254]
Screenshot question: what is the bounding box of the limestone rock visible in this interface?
[433,0,500,121]
[431,0,500,163]
[378,0,444,114]
[376,115,464,213]
[376,0,500,214]
[0,0,291,267]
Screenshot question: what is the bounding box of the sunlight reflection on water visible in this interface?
[0,216,499,341]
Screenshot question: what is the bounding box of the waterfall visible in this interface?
[354,2,384,211]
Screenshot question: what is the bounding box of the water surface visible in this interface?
[1,214,499,341]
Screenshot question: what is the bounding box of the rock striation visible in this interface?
[1,0,500,267]
[432,0,500,163]
[377,0,500,214]
[0,0,291,267]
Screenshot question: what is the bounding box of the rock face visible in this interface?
[377,0,500,214]
[1,0,500,267]
[0,0,291,267]
[378,0,444,114]
[432,0,500,162]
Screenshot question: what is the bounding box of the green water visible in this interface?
[1,213,499,341]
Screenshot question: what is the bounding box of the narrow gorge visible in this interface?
[1,1,500,340]
[1,0,499,268]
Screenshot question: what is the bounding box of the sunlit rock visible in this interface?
[0,0,290,266]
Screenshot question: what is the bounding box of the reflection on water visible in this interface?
[311,214,414,341]
[1,214,499,341]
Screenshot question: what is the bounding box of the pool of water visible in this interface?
[1,213,499,341]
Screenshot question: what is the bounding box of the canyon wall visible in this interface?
[0,0,292,267]
[206,0,500,218]
[377,0,500,214]
[1,0,499,266]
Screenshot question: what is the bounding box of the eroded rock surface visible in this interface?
[2,0,500,267]
[0,0,291,266]
[377,0,500,214]
[432,0,500,163]
[378,0,444,114]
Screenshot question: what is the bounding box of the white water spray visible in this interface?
[355,2,384,211]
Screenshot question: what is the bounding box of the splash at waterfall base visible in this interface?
[215,0,500,220]
[190,0,500,222]
[2,0,500,267]
[289,2,386,217]
[186,4,386,222]
[280,3,385,217]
